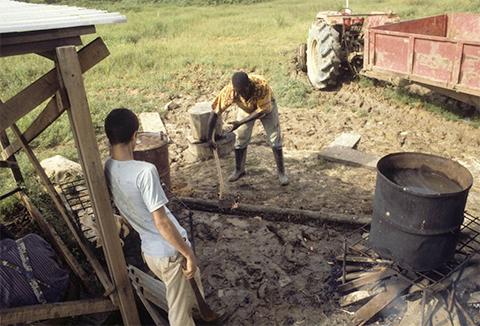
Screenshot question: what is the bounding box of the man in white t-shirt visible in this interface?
[104,108,203,326]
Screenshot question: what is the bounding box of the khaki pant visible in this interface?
[144,253,204,326]
[235,99,282,149]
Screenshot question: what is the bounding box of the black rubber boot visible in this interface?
[272,147,289,186]
[228,148,247,182]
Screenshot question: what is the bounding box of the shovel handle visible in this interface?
[212,148,225,199]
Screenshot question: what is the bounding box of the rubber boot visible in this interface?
[228,148,247,182]
[272,147,289,186]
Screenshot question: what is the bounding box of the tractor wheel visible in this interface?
[296,43,307,72]
[306,20,341,89]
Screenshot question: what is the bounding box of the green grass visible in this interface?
[1,0,479,214]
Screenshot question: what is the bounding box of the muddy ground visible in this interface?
[157,74,480,325]
[164,77,480,217]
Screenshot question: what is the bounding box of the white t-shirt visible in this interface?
[104,158,188,258]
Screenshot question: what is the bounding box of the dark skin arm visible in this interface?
[228,110,266,132]
[206,111,219,148]
[152,207,198,279]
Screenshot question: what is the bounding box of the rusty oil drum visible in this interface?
[133,132,171,191]
[369,152,473,271]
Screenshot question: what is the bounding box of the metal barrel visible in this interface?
[133,132,171,191]
[369,152,473,271]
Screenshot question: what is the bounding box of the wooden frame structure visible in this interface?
[0,4,140,324]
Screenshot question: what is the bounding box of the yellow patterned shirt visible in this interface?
[212,74,274,115]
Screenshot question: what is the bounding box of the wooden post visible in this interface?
[55,45,140,325]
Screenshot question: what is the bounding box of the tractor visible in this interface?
[298,2,399,89]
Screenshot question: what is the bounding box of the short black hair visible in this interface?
[232,71,250,90]
[104,108,139,145]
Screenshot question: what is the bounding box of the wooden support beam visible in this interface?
[56,45,140,325]
[0,26,96,46]
[2,97,65,159]
[18,192,92,292]
[0,298,117,325]
[9,123,115,298]
[0,37,109,133]
[177,197,371,226]
[0,36,83,57]
[0,187,22,201]
[0,130,25,185]
[0,160,18,168]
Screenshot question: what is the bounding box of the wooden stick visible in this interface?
[335,255,393,264]
[56,45,139,325]
[10,123,114,296]
[212,148,225,200]
[2,97,65,159]
[177,197,371,226]
[0,298,117,325]
[342,238,347,284]
[353,278,410,326]
[338,269,394,293]
[19,192,92,292]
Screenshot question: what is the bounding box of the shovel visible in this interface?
[212,147,236,209]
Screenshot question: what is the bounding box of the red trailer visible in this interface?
[362,13,480,108]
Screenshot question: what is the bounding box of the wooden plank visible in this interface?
[131,282,169,326]
[56,45,140,325]
[0,160,17,168]
[340,287,385,307]
[335,256,393,264]
[178,196,371,226]
[0,130,24,184]
[19,192,92,292]
[2,97,65,159]
[128,265,168,312]
[353,277,410,326]
[0,25,95,45]
[0,298,117,325]
[319,146,380,170]
[0,187,22,201]
[327,133,362,149]
[0,36,82,57]
[338,269,396,293]
[0,37,109,133]
[9,123,115,297]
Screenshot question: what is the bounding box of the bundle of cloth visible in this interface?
[0,224,70,308]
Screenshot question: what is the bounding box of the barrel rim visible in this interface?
[376,152,473,198]
[134,131,169,151]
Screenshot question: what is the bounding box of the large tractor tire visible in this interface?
[306,20,342,89]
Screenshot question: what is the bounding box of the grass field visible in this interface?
[1,0,479,214]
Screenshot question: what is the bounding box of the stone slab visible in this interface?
[327,132,361,149]
[319,146,380,170]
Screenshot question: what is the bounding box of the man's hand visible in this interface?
[227,121,242,133]
[182,255,198,279]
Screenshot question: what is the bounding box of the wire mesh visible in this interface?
[343,211,480,290]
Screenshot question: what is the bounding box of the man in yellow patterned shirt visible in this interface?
[206,71,288,186]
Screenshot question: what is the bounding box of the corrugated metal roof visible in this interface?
[0,0,126,34]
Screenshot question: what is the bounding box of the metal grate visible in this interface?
[57,178,99,245]
[57,177,197,251]
[344,211,480,290]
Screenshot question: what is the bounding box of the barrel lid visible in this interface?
[134,132,168,151]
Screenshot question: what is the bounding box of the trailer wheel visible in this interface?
[306,20,341,89]
[296,43,307,72]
